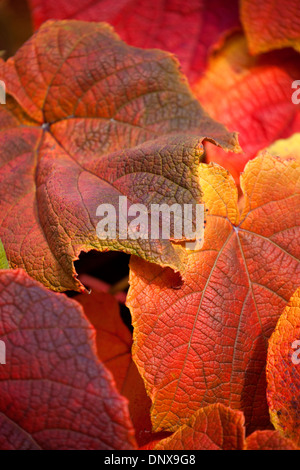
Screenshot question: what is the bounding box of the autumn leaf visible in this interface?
[28,0,241,83]
[0,20,239,292]
[241,0,300,55]
[25,2,300,184]
[0,239,8,269]
[245,430,298,450]
[0,268,137,450]
[267,133,300,161]
[267,287,300,447]
[127,152,300,433]
[76,287,170,447]
[193,33,300,181]
[154,404,245,450]
[149,404,298,450]
[76,289,132,391]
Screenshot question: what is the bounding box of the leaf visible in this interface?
[76,287,169,447]
[76,289,132,391]
[0,268,137,450]
[241,0,300,55]
[28,0,241,84]
[154,404,245,450]
[246,430,298,450]
[150,404,298,450]
[0,239,9,269]
[193,34,300,181]
[127,152,300,433]
[0,0,32,58]
[139,440,162,450]
[0,20,239,292]
[0,415,40,450]
[267,133,300,161]
[267,287,300,447]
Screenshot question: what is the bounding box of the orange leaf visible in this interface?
[267,287,300,447]
[0,20,239,292]
[128,152,300,433]
[76,287,169,447]
[246,430,298,450]
[154,404,245,450]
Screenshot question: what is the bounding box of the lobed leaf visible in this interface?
[0,269,137,450]
[128,152,300,433]
[0,20,239,292]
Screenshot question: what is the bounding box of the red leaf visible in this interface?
[0,269,137,450]
[0,20,239,292]
[76,287,169,447]
[267,287,300,447]
[246,431,298,450]
[193,34,300,181]
[267,133,300,161]
[127,152,300,433]
[241,0,300,55]
[76,290,132,391]
[148,404,298,450]
[28,0,241,83]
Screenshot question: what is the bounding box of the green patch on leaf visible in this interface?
[0,239,9,270]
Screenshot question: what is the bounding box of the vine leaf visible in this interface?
[0,269,137,450]
[152,404,298,450]
[154,404,245,451]
[241,0,300,54]
[76,288,169,447]
[28,0,241,83]
[267,287,300,447]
